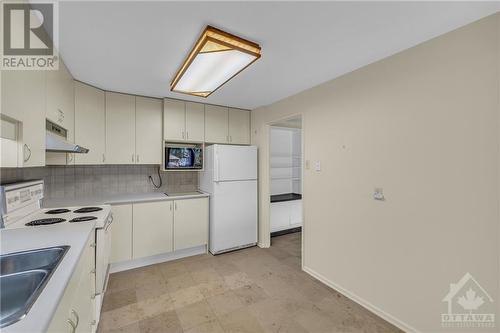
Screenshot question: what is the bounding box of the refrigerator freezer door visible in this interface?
[214,145,257,182]
[210,180,257,254]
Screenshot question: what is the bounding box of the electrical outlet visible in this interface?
[373,188,385,201]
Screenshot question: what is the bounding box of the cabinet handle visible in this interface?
[67,319,76,333]
[229,135,232,142]
[90,268,96,274]
[90,242,96,248]
[71,309,79,327]
[91,320,96,326]
[186,131,189,140]
[23,144,31,162]
[132,154,134,162]
[170,202,172,211]
[67,153,73,163]
[102,154,106,163]
[182,131,185,139]
[136,154,139,163]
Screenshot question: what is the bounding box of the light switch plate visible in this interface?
[315,161,321,171]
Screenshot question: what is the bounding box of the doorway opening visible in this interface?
[268,116,303,261]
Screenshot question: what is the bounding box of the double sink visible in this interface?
[0,246,69,328]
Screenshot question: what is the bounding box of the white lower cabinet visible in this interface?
[270,199,303,232]
[110,204,133,263]
[133,201,174,259]
[110,197,209,262]
[173,198,209,251]
[48,234,96,332]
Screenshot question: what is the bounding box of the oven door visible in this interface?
[96,213,113,294]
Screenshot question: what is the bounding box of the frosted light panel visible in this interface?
[175,50,256,93]
[170,26,261,97]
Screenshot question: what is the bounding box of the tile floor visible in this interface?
[98,232,402,333]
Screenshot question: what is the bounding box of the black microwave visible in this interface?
[165,145,203,170]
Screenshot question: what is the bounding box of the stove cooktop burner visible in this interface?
[74,207,103,213]
[25,218,66,226]
[45,208,71,214]
[69,216,97,223]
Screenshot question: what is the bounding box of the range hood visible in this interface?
[45,120,89,153]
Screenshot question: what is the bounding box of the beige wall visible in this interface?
[251,13,499,333]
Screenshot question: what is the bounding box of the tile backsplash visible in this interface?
[0,165,198,199]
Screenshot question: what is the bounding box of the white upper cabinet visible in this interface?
[163,98,185,141]
[164,99,205,143]
[228,108,250,145]
[46,61,75,166]
[205,106,250,144]
[74,82,106,165]
[185,102,205,142]
[105,92,136,164]
[136,97,162,164]
[205,105,229,143]
[46,60,74,135]
[1,70,46,167]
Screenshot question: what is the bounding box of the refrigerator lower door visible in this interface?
[214,145,257,182]
[210,180,257,254]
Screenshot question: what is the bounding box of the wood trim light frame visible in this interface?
[170,26,261,98]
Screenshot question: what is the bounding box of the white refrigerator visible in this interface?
[200,145,258,254]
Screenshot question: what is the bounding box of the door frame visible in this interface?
[261,113,305,268]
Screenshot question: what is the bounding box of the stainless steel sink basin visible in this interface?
[0,246,69,328]
[1,246,68,275]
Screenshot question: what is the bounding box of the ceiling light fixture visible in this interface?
[170,25,261,98]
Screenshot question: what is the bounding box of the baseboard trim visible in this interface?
[271,226,302,237]
[303,266,420,333]
[110,245,206,273]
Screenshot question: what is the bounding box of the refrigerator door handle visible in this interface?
[215,154,220,182]
[214,149,220,183]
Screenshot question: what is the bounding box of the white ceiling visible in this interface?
[59,2,499,110]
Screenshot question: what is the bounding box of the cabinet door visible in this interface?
[205,105,228,143]
[74,82,105,164]
[289,200,303,227]
[46,60,74,133]
[270,202,291,232]
[105,92,136,164]
[136,97,162,164]
[173,198,209,251]
[133,201,173,259]
[110,204,133,263]
[1,70,46,167]
[185,102,204,142]
[163,98,185,141]
[46,61,75,165]
[228,108,250,144]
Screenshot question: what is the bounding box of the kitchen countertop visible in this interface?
[270,193,302,203]
[42,191,209,208]
[0,223,96,333]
